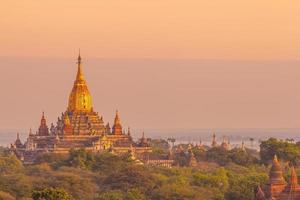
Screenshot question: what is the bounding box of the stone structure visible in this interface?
[211,132,218,147]
[256,155,300,200]
[220,136,231,151]
[188,149,198,167]
[196,140,206,151]
[241,141,246,152]
[11,53,151,164]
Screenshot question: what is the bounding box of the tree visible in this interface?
[67,148,95,170]
[92,152,129,173]
[206,147,231,166]
[0,191,15,200]
[225,173,268,200]
[192,168,229,193]
[125,188,146,200]
[0,155,23,174]
[229,149,258,166]
[260,138,300,166]
[98,190,124,200]
[103,165,155,195]
[32,188,72,200]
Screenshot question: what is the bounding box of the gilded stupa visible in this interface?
[11,53,151,164]
[68,53,93,113]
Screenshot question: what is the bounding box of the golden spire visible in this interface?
[68,52,93,112]
[76,49,84,82]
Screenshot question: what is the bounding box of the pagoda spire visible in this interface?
[38,112,49,136]
[68,52,93,112]
[268,155,286,185]
[114,110,120,124]
[76,49,84,82]
[112,110,123,135]
[212,132,217,147]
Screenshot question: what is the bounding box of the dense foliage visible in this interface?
[32,188,72,200]
[260,137,300,166]
[0,147,270,200]
[0,137,298,200]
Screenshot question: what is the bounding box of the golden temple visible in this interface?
[11,53,151,164]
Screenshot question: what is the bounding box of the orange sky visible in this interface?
[1,0,300,60]
[1,1,300,131]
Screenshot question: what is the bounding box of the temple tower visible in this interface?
[38,112,49,136]
[63,113,73,135]
[220,136,231,151]
[211,132,217,147]
[188,150,198,167]
[265,155,287,198]
[68,52,93,113]
[139,132,149,147]
[14,133,23,148]
[269,155,286,185]
[112,110,123,135]
[256,159,300,200]
[60,53,106,135]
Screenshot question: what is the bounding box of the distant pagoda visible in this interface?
[11,53,151,164]
[256,155,300,200]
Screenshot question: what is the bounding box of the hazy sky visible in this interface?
[1,1,300,131]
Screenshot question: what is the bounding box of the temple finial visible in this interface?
[76,51,84,81]
[78,49,81,64]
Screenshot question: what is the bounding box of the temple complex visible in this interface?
[256,155,300,200]
[10,53,151,164]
